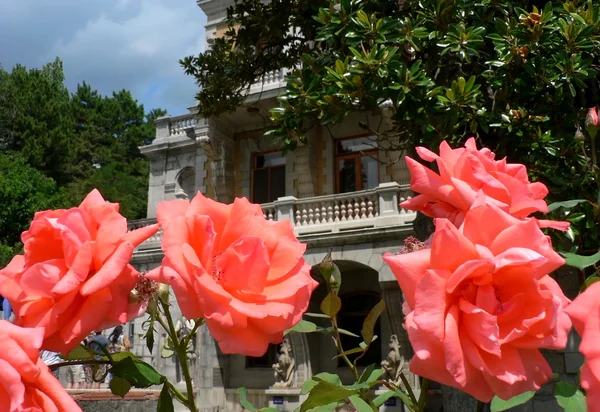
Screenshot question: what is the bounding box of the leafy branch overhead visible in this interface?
[183,0,600,253]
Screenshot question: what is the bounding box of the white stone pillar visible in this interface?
[274,196,297,225]
[375,182,402,227]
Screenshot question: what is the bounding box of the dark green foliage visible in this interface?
[184,0,600,253]
[0,59,165,265]
[0,153,65,266]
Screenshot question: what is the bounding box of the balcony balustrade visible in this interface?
[128,183,416,250]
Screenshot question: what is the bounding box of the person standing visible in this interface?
[66,363,85,389]
[105,325,132,385]
[108,325,132,353]
[0,295,12,321]
[87,331,109,389]
[40,350,62,381]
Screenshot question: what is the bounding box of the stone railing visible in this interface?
[153,69,287,140]
[261,182,415,236]
[128,218,163,250]
[128,183,415,250]
[248,68,287,95]
[154,112,209,139]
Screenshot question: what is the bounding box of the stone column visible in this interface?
[294,133,318,198]
[274,196,297,225]
[198,118,236,203]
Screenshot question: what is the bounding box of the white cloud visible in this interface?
[0,0,206,115]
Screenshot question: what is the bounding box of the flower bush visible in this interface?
[0,139,597,412]
[0,189,158,353]
[146,193,318,357]
[384,199,571,401]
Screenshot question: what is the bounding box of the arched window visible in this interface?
[337,291,382,367]
[175,167,196,199]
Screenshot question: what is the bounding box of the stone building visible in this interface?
[125,1,582,411]
[125,1,420,411]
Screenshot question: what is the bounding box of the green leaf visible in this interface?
[490,391,535,412]
[335,59,345,75]
[110,356,165,388]
[157,384,175,412]
[361,300,385,344]
[239,387,257,411]
[554,381,586,412]
[584,275,600,290]
[393,388,415,409]
[111,352,137,362]
[560,250,600,270]
[321,292,342,318]
[320,252,341,293]
[364,368,383,385]
[304,312,331,319]
[337,328,360,338]
[333,347,364,359]
[285,319,318,335]
[300,379,358,412]
[62,345,93,360]
[109,376,132,398]
[547,199,588,212]
[373,391,395,407]
[358,364,376,383]
[301,372,343,395]
[145,318,156,354]
[349,394,373,412]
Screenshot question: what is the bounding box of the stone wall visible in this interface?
[71,390,159,412]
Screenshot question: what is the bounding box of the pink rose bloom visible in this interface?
[0,189,158,353]
[401,138,568,230]
[147,193,318,357]
[565,282,600,412]
[0,320,81,411]
[383,198,571,401]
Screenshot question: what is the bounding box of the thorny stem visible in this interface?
[417,378,429,412]
[398,372,419,406]
[592,136,598,172]
[330,315,360,381]
[49,359,110,371]
[160,301,199,412]
[166,380,189,405]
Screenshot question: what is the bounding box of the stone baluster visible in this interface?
[327,204,334,223]
[367,199,375,218]
[346,200,354,221]
[314,205,321,225]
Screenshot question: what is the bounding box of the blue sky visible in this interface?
[0,0,206,116]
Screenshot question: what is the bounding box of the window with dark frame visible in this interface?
[252,151,286,204]
[246,344,278,368]
[337,291,382,367]
[335,137,379,194]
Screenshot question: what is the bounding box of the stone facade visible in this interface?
[124,1,584,411]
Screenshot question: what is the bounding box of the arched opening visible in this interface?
[175,167,196,199]
[337,291,381,367]
[307,260,381,383]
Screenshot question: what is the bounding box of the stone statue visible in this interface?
[272,339,295,388]
[381,335,405,386]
